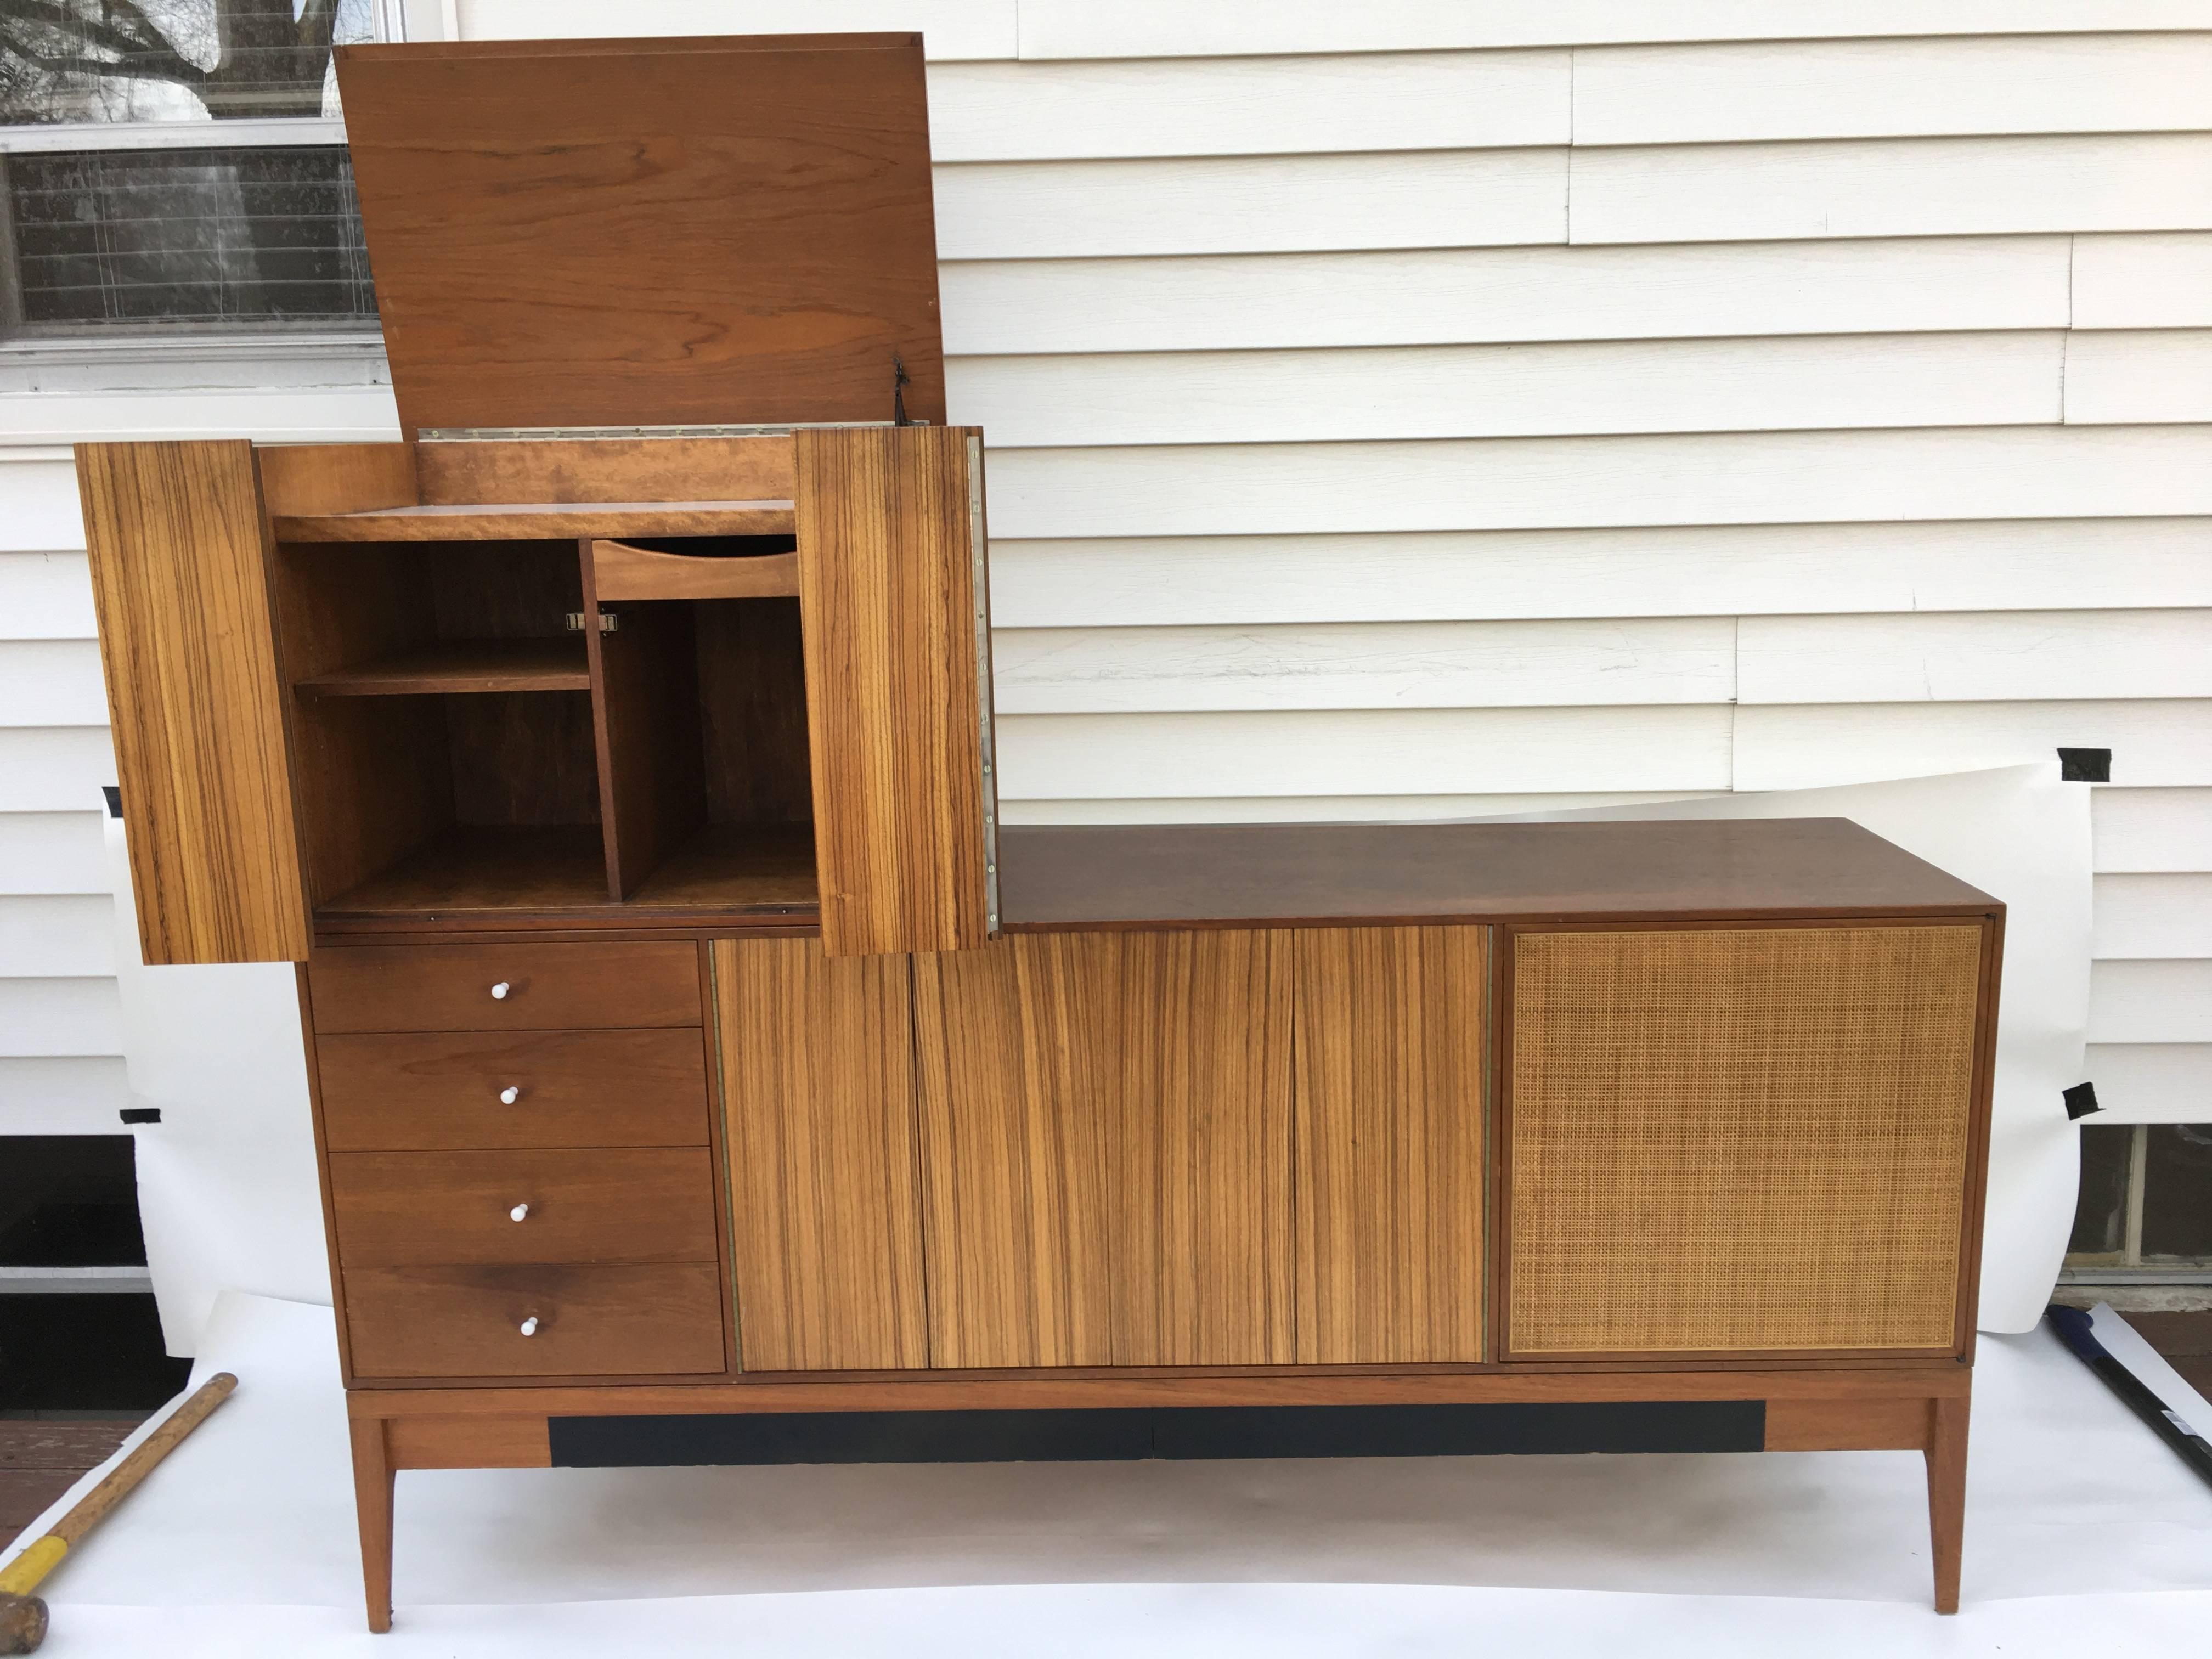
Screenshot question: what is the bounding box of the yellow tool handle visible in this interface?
[0,1372,237,1596]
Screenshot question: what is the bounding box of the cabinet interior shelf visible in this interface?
[296,639,590,697]
[273,499,797,542]
[317,823,817,924]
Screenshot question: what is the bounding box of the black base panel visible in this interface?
[551,1400,1765,1468]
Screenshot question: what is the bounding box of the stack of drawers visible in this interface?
[306,941,729,1380]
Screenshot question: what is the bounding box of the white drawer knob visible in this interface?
[499,1086,521,1105]
[509,1202,530,1222]
[490,981,511,1000]
[518,1316,539,1337]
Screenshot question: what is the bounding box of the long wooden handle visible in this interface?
[49,1372,237,1548]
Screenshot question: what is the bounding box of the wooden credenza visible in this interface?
[75,32,2002,1630]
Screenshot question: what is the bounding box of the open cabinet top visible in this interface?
[332,33,945,438]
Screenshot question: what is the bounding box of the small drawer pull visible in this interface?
[518,1316,539,1337]
[510,1202,530,1222]
[499,1085,521,1105]
[490,981,511,1000]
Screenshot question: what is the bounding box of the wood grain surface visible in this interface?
[295,638,590,697]
[696,597,816,831]
[713,937,928,1371]
[999,819,2001,930]
[308,941,703,1033]
[343,1262,726,1379]
[586,569,704,900]
[592,540,800,601]
[384,1415,552,1470]
[254,442,416,517]
[350,1363,1968,1420]
[1764,1395,1931,1451]
[328,1148,719,1266]
[77,440,308,963]
[797,426,991,955]
[315,1027,710,1152]
[416,436,795,507]
[272,501,794,542]
[347,1418,393,1632]
[1294,926,1487,1363]
[1110,930,1296,1366]
[335,37,945,433]
[913,934,1114,1368]
[914,929,1299,1368]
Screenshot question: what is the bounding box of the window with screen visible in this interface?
[0,1,382,338]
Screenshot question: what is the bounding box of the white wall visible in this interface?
[3,5,2208,1137]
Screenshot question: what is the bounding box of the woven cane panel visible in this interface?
[1509,925,1982,1356]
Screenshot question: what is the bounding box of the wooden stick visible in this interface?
[0,1372,238,1595]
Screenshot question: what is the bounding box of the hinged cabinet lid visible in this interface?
[334,35,945,438]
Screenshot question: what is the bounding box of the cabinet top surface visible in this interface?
[332,35,944,437]
[998,818,2000,930]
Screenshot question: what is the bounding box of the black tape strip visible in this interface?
[118,1108,161,1125]
[549,1400,1764,1468]
[2063,1082,2102,1121]
[2058,748,2112,782]
[103,784,122,818]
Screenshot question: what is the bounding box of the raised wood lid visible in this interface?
[333,35,945,437]
[998,819,2002,929]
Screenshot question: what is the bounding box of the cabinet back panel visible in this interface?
[1505,923,1984,1357]
[697,597,815,830]
[447,692,602,827]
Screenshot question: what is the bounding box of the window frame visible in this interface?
[0,3,420,364]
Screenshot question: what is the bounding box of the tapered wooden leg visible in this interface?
[1925,1391,1970,1615]
[348,1417,395,1634]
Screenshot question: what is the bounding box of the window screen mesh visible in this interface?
[6,144,377,329]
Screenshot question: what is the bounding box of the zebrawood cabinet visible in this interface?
[76,30,2004,1633]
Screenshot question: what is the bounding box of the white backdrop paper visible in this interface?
[5,1292,2211,1656]
[104,816,330,1354]
[1465,763,2094,1333]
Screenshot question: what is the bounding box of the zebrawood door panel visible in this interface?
[713,936,927,1371]
[795,426,994,957]
[913,934,1112,1368]
[913,929,1295,1368]
[1111,930,1295,1366]
[1294,926,1487,1364]
[77,441,308,964]
[1505,923,1987,1358]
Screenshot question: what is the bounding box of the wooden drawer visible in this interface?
[344,1263,725,1378]
[309,942,703,1035]
[317,1029,710,1152]
[328,1148,718,1266]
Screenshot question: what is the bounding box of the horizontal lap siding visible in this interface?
[1015,4,2212,57]
[0,458,124,1129]
[943,239,2076,354]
